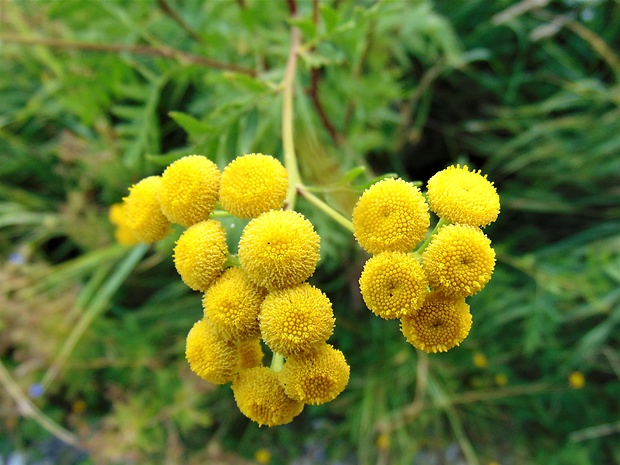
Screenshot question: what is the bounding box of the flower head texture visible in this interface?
[279,343,350,405]
[422,224,495,297]
[108,203,139,246]
[238,210,320,290]
[237,338,264,370]
[426,164,500,227]
[123,176,172,243]
[400,292,472,353]
[219,153,289,218]
[259,283,334,357]
[159,155,221,227]
[203,267,267,341]
[232,366,304,427]
[174,220,228,292]
[185,318,238,384]
[352,178,430,254]
[359,252,428,319]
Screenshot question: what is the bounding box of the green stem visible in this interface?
[225,252,240,268]
[297,185,354,233]
[270,352,285,372]
[413,217,448,257]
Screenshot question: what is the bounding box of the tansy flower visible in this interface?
[568,371,585,389]
[259,283,334,357]
[422,224,495,297]
[473,352,488,368]
[203,267,267,341]
[238,210,320,290]
[174,220,228,292]
[108,203,139,246]
[232,366,304,427]
[219,153,288,218]
[426,164,500,227]
[358,252,428,319]
[237,338,264,370]
[400,292,472,353]
[159,155,221,227]
[352,178,430,254]
[279,343,350,405]
[123,176,171,243]
[185,319,238,384]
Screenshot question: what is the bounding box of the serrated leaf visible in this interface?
[339,166,367,185]
[169,111,212,137]
[320,4,339,33]
[289,17,317,40]
[224,73,271,94]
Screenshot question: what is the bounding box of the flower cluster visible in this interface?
[353,165,500,353]
[115,153,349,426]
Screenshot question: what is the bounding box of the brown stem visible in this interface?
[157,0,203,42]
[344,20,375,130]
[309,67,342,146]
[0,34,256,76]
[286,0,297,16]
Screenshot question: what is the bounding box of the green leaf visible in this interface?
[168,111,212,137]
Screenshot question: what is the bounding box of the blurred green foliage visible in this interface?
[0,0,618,464]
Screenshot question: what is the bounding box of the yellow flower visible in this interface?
[219,153,289,219]
[159,155,221,227]
[422,224,495,297]
[232,366,304,427]
[279,343,350,405]
[185,319,238,384]
[203,267,267,341]
[238,210,320,290]
[400,292,472,353]
[473,352,488,368]
[259,283,334,357]
[237,338,264,370]
[358,252,428,320]
[174,220,228,292]
[254,448,272,464]
[426,164,500,227]
[108,203,140,246]
[568,371,585,389]
[376,433,390,452]
[494,373,508,386]
[352,178,430,254]
[123,176,171,243]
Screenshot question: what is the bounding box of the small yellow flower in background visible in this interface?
[254,448,272,464]
[123,176,171,243]
[568,371,586,389]
[108,203,140,246]
[473,352,488,369]
[422,224,495,298]
[376,433,390,452]
[259,283,334,357]
[400,292,472,353]
[173,220,228,292]
[185,319,238,385]
[279,343,350,405]
[359,252,428,320]
[219,153,289,219]
[232,366,304,427]
[237,338,264,370]
[158,155,221,227]
[494,373,508,386]
[426,164,500,227]
[203,267,267,341]
[352,178,430,254]
[238,209,320,290]
[71,399,87,415]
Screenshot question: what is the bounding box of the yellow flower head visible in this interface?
[473,352,488,369]
[238,210,320,290]
[232,366,304,427]
[203,267,267,341]
[219,153,289,219]
[108,203,140,246]
[185,318,238,384]
[568,371,585,389]
[259,283,334,357]
[352,178,430,254]
[359,252,428,320]
[279,343,350,405]
[174,220,228,292]
[400,292,472,353]
[237,338,264,370]
[123,176,171,243]
[426,164,500,227]
[159,155,221,227]
[422,224,496,297]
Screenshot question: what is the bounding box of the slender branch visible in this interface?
[286,0,297,15]
[270,353,285,372]
[309,68,342,146]
[157,0,203,42]
[297,185,354,233]
[0,34,255,76]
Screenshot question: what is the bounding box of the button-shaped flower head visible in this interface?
[422,224,495,298]
[259,283,334,357]
[238,210,320,290]
[203,267,267,341]
[219,153,289,218]
[108,203,140,246]
[123,176,171,243]
[174,220,228,292]
[185,318,238,384]
[426,164,500,227]
[359,252,428,319]
[159,155,221,227]
[400,292,472,353]
[352,178,430,254]
[232,366,304,426]
[279,343,350,405]
[237,338,264,370]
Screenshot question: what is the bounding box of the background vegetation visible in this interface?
[1,0,618,464]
